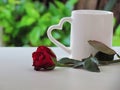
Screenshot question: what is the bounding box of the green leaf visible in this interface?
[34,2,46,14]
[52,31,61,39]
[58,57,80,67]
[45,66,55,70]
[82,55,99,65]
[61,35,70,46]
[83,56,100,72]
[25,2,40,19]
[39,12,51,23]
[28,26,41,46]
[19,16,36,27]
[52,57,57,65]
[3,34,10,42]
[95,51,114,61]
[73,62,84,68]
[99,59,120,65]
[88,40,116,55]
[116,53,120,58]
[1,6,12,19]
[4,26,13,34]
[41,38,52,46]
[49,3,59,15]
[65,0,78,11]
[112,35,120,46]
[55,1,65,10]
[104,0,117,11]
[12,28,20,38]
[58,57,80,64]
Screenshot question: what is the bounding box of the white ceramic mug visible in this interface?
[47,10,113,60]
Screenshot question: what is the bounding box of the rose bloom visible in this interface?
[32,46,57,71]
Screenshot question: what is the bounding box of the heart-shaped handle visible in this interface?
[47,17,72,54]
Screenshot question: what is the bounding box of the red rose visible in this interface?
[32,46,57,71]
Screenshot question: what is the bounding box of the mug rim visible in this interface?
[72,10,113,15]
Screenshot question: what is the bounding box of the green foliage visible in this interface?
[58,56,100,72]
[102,0,120,46]
[112,18,120,46]
[0,0,77,46]
[104,0,118,11]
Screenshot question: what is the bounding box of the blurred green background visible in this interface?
[0,0,120,47]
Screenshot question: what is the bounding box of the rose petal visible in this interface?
[32,46,57,70]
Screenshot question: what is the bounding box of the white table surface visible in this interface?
[0,47,120,90]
